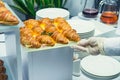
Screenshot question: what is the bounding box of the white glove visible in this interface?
[72,37,120,55]
[72,37,106,55]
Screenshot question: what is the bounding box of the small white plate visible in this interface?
[80,55,120,79]
[67,19,95,38]
[78,12,98,20]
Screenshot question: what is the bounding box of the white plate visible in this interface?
[80,55,120,77]
[67,19,95,34]
[67,19,95,38]
[36,8,70,20]
[78,12,98,20]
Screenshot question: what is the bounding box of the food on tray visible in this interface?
[0,0,5,7]
[0,0,19,25]
[20,17,80,48]
[24,19,40,29]
[20,27,55,48]
[53,17,72,30]
[20,35,41,48]
[0,66,6,73]
[51,31,69,44]
[0,59,3,66]
[37,35,55,46]
[0,73,8,80]
[62,29,80,41]
[53,17,80,41]
[24,19,44,34]
[39,18,52,29]
[0,10,19,25]
[20,27,41,48]
[44,22,69,44]
[0,59,8,80]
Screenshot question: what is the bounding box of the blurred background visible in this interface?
[2,0,120,21]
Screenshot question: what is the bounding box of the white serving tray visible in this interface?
[22,41,77,52]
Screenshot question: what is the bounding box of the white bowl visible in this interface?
[36,8,70,20]
[67,19,95,39]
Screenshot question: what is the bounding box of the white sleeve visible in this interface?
[103,37,120,56]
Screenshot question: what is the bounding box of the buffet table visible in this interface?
[0,2,120,80]
[0,16,120,80]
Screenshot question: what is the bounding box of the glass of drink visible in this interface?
[99,0,119,24]
[82,0,98,18]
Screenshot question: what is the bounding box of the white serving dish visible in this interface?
[36,8,70,20]
[80,55,120,79]
[67,19,95,39]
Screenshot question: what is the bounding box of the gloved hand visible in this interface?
[72,37,106,55]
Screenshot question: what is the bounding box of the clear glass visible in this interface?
[82,0,98,18]
[116,11,120,35]
[99,0,119,24]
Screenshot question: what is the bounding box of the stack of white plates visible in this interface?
[80,55,120,80]
[36,8,70,20]
[67,19,95,39]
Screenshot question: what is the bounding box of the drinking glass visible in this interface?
[116,12,120,35]
[82,0,98,18]
[99,0,119,24]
